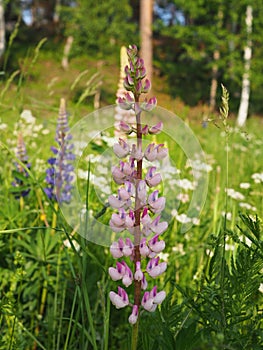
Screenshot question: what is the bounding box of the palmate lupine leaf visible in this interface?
[238,213,262,241]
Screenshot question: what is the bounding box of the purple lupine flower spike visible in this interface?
[44,98,75,203]
[12,133,31,198]
[108,45,167,325]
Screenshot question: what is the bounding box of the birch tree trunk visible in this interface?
[209,49,220,111]
[0,0,5,59]
[140,0,153,83]
[237,6,253,127]
[209,8,223,111]
[53,0,61,23]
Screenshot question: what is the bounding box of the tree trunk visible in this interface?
[140,0,153,83]
[0,0,5,59]
[53,0,61,23]
[209,49,220,111]
[209,7,223,111]
[61,36,73,70]
[237,6,253,127]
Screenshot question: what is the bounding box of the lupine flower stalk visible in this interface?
[109,45,168,344]
[44,98,75,203]
[12,132,31,199]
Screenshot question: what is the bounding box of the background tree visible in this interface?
[0,0,5,59]
[237,5,253,127]
[140,0,153,83]
[60,0,136,56]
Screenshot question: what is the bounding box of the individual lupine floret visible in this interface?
[148,234,165,253]
[144,143,168,162]
[112,158,136,184]
[137,180,147,206]
[131,144,143,160]
[110,209,135,232]
[141,286,166,312]
[139,237,150,257]
[109,261,133,287]
[110,237,134,258]
[128,305,139,325]
[109,287,129,309]
[44,98,75,203]
[134,261,144,281]
[148,190,166,213]
[108,181,135,209]
[113,138,130,158]
[146,257,167,278]
[150,216,168,235]
[145,166,162,187]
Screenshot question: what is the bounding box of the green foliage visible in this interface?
[60,0,137,56]
[155,0,263,113]
[0,14,263,349]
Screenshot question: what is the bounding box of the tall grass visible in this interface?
[0,40,262,349]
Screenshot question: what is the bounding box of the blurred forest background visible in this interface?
[1,0,263,123]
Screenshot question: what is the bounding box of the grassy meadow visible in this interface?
[0,39,262,350]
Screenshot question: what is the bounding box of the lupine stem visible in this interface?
[131,319,139,350]
[132,99,142,349]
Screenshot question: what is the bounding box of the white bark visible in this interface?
[140,0,153,83]
[237,6,253,127]
[53,0,61,23]
[209,8,223,111]
[61,36,74,70]
[114,46,136,136]
[0,0,5,59]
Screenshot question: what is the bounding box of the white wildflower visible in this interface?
[251,173,263,184]
[206,249,214,257]
[239,182,250,189]
[21,110,36,124]
[225,243,235,251]
[176,193,189,203]
[0,123,7,130]
[176,214,192,224]
[175,178,195,191]
[221,211,232,221]
[239,202,252,210]
[158,252,169,261]
[63,239,80,251]
[225,188,245,201]
[172,243,185,255]
[192,217,200,225]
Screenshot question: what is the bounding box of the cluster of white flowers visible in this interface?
[239,202,257,211]
[172,243,185,255]
[171,209,200,225]
[0,122,7,130]
[225,188,245,201]
[12,110,49,143]
[172,178,196,191]
[251,172,263,184]
[239,182,250,189]
[186,158,213,173]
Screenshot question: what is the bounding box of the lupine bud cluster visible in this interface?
[12,133,31,198]
[108,45,168,325]
[44,98,75,203]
